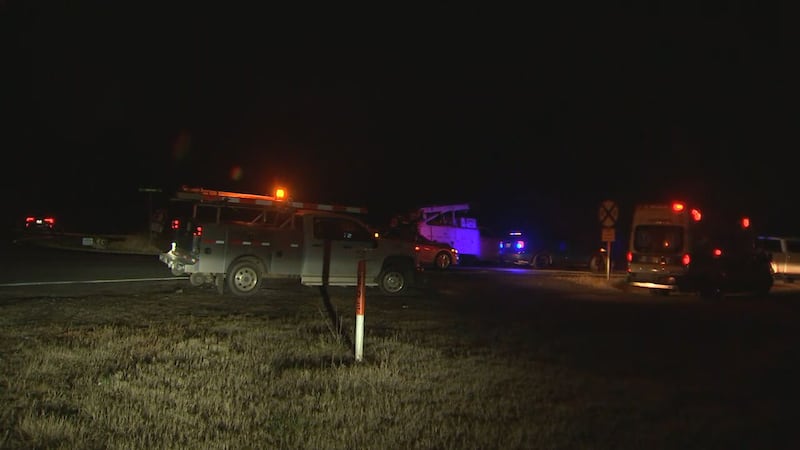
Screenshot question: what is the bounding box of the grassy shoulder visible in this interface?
[1,279,797,449]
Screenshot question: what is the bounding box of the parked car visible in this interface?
[755,235,800,281]
[379,227,458,270]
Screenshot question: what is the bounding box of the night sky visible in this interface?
[2,3,795,240]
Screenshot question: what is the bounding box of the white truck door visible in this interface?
[783,238,800,279]
[301,216,375,287]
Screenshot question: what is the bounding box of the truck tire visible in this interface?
[532,252,551,269]
[226,257,264,297]
[378,265,410,295]
[588,254,606,273]
[698,274,723,300]
[434,251,452,270]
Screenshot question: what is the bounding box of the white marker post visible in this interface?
[355,259,366,362]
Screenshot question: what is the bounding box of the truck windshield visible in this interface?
[633,225,684,254]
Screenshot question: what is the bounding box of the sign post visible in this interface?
[598,200,619,281]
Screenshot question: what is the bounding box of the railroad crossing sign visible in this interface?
[598,200,619,228]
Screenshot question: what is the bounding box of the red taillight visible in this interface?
[682,253,691,266]
[193,226,203,237]
[43,217,55,225]
[690,209,702,221]
[741,217,750,228]
[171,219,180,230]
[626,251,632,262]
[25,216,35,224]
[713,248,722,257]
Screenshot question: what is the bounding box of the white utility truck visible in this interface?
[159,187,421,297]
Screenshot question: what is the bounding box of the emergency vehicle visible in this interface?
[497,230,608,272]
[159,186,421,297]
[626,201,773,298]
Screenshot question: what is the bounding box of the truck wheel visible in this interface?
[378,266,409,295]
[434,251,452,270]
[215,274,225,294]
[589,254,606,273]
[227,258,263,297]
[532,252,550,269]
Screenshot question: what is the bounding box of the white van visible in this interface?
[626,203,698,292]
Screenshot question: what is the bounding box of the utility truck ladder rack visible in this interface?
[171,186,368,225]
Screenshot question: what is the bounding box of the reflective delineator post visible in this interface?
[355,259,366,362]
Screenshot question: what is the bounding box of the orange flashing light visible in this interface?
[672,202,685,212]
[275,188,287,200]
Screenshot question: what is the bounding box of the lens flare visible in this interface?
[230,165,243,181]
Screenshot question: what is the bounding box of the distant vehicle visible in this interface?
[498,231,608,273]
[755,235,800,281]
[626,202,773,298]
[379,227,458,270]
[24,215,57,233]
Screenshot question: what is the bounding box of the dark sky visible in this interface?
[2,3,796,238]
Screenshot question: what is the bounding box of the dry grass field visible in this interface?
[2,274,799,449]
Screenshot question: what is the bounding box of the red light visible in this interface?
[682,253,691,266]
[193,226,203,237]
[690,209,702,221]
[626,251,632,262]
[171,219,180,230]
[713,248,722,257]
[672,202,685,212]
[741,217,750,228]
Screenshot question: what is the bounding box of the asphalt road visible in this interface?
[0,236,175,286]
[3,233,800,301]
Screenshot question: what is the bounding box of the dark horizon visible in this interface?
[3,3,795,239]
